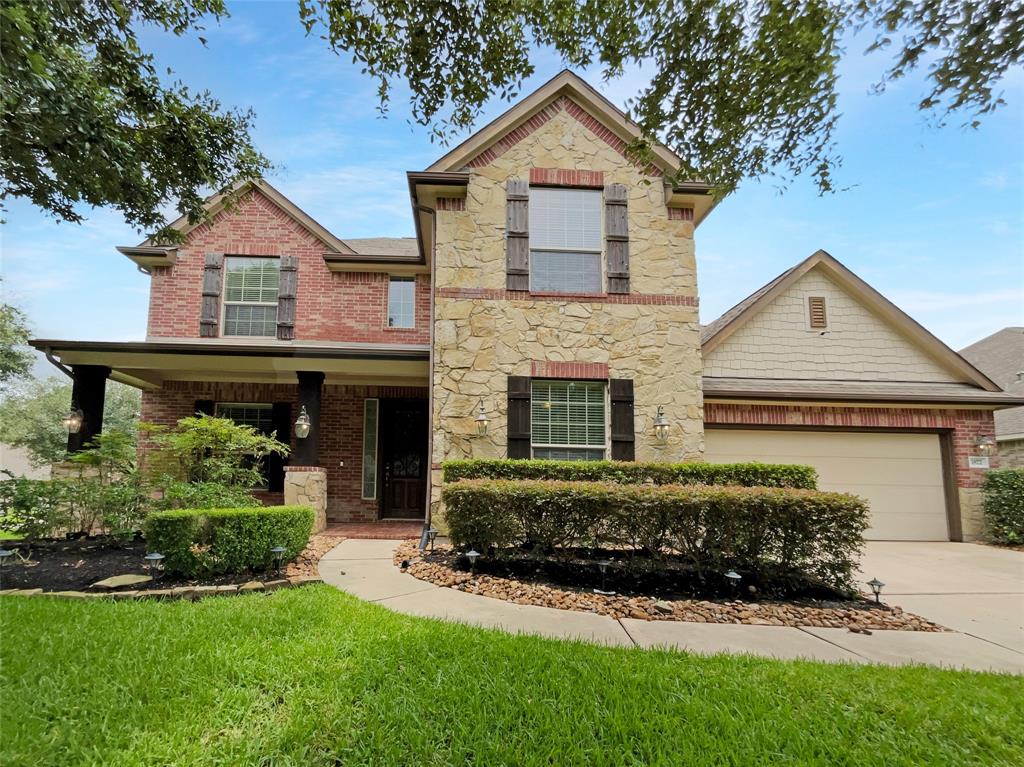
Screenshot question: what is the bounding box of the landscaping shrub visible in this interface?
[442,458,817,489]
[153,480,262,512]
[443,479,868,591]
[0,475,72,540]
[982,469,1024,545]
[144,506,314,577]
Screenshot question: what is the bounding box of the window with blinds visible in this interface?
[222,256,280,336]
[529,187,602,293]
[531,380,607,461]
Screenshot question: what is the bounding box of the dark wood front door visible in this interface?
[380,399,428,519]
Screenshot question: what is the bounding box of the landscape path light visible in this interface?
[724,570,741,596]
[594,559,616,595]
[465,550,480,572]
[426,528,439,552]
[270,545,287,574]
[0,549,12,568]
[144,552,165,578]
[867,577,885,604]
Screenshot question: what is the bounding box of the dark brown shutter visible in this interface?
[506,179,529,291]
[267,402,292,492]
[507,375,531,458]
[609,379,635,461]
[277,255,298,340]
[199,252,224,337]
[605,184,629,293]
[194,399,215,417]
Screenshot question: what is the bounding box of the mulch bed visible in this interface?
[394,540,946,632]
[0,533,345,593]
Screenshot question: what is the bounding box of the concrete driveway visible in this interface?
[859,542,1024,653]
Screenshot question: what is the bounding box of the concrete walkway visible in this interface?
[319,539,1024,674]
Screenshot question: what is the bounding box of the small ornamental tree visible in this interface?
[143,415,290,510]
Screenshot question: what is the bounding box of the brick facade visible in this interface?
[140,381,428,522]
[704,402,999,488]
[147,188,430,345]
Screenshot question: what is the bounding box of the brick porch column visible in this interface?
[285,465,327,532]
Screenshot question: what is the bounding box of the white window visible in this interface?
[387,277,415,328]
[531,380,607,461]
[222,256,279,337]
[362,399,379,499]
[529,187,602,293]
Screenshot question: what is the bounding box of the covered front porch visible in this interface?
[31,339,432,526]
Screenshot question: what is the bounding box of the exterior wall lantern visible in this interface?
[294,406,311,439]
[474,400,489,436]
[974,436,996,457]
[652,406,670,442]
[62,407,84,434]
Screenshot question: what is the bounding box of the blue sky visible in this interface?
[2,1,1022,366]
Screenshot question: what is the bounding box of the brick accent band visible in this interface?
[529,168,605,188]
[436,197,466,211]
[668,207,694,221]
[435,287,697,306]
[532,360,609,379]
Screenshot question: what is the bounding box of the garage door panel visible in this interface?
[705,429,948,541]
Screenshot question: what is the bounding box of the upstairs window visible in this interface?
[531,380,607,461]
[529,187,602,293]
[223,256,279,337]
[387,277,415,328]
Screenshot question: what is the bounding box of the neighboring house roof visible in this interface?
[700,249,1002,392]
[341,237,420,259]
[137,179,356,255]
[959,327,1024,438]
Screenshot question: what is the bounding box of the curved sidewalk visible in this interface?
[318,539,1024,674]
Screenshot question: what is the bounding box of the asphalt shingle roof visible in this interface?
[960,327,1024,438]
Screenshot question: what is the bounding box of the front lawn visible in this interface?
[1,587,1021,766]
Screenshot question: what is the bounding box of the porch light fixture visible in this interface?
[474,401,489,436]
[144,552,165,578]
[465,549,480,572]
[974,436,996,457]
[653,406,670,442]
[867,577,885,604]
[594,559,615,595]
[270,545,287,574]
[294,406,311,439]
[62,407,84,434]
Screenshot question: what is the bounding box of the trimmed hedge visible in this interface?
[144,505,314,577]
[442,479,868,591]
[442,458,818,489]
[983,469,1024,545]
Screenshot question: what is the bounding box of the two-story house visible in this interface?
[32,72,1020,541]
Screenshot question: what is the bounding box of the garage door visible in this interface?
[704,429,949,541]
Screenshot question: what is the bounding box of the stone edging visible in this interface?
[0,576,323,601]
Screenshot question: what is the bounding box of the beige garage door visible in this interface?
[704,429,949,541]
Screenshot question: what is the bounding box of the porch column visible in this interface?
[294,370,324,466]
[67,365,110,454]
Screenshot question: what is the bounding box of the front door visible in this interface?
[380,399,428,519]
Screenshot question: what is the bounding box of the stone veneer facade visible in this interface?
[429,104,704,519]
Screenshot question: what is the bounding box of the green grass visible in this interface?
[1,587,1021,766]
[0,530,21,541]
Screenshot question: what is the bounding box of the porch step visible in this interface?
[324,521,424,540]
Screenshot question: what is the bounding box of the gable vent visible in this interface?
[808,296,828,329]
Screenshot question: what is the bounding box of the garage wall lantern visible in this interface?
[974,436,996,457]
[294,406,311,439]
[653,406,670,442]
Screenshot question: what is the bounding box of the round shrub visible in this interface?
[983,469,1024,545]
[143,505,314,577]
[441,458,817,489]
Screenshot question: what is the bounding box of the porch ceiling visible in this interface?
[31,339,430,390]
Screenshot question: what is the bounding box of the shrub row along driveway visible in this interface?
[859,542,1024,653]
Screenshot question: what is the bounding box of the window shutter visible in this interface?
[605,184,629,293]
[194,399,215,416]
[277,255,298,340]
[507,375,531,458]
[199,252,224,337]
[506,179,529,291]
[267,402,292,492]
[609,378,635,461]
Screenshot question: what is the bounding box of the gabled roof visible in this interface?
[427,70,691,179]
[701,249,1002,392]
[139,179,356,254]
